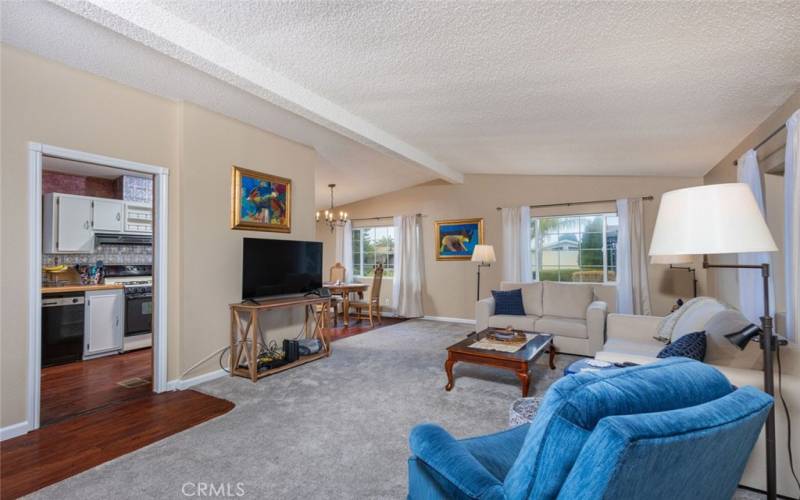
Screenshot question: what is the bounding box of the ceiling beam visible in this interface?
[51,0,463,184]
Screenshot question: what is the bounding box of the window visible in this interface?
[352,226,395,278]
[530,213,618,283]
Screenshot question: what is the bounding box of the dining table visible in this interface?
[322,282,369,326]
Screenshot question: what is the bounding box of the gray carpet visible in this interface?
[29,320,763,499]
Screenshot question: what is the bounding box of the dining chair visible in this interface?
[350,264,384,327]
[326,262,347,326]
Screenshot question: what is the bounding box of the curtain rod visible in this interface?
[496,196,653,211]
[349,213,424,222]
[733,123,787,166]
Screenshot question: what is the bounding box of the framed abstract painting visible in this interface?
[435,218,484,260]
[231,166,292,233]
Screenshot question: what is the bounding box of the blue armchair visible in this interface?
[408,358,772,500]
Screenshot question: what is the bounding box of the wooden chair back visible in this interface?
[330,262,346,283]
[370,264,384,301]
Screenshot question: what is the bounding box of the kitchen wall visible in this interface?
[42,171,117,198]
[43,244,152,267]
[0,45,317,429]
[702,88,800,326]
[317,174,703,321]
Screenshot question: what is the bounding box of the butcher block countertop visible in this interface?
[42,283,124,294]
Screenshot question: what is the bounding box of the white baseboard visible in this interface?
[167,369,227,391]
[1,421,30,441]
[422,315,476,325]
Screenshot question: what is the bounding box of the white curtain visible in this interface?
[501,206,532,282]
[334,220,353,282]
[393,215,424,317]
[616,198,652,315]
[736,149,776,325]
[785,110,800,342]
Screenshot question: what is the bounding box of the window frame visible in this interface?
[351,225,395,279]
[530,212,617,284]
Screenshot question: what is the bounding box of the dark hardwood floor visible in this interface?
[41,348,152,426]
[0,390,234,499]
[323,315,407,342]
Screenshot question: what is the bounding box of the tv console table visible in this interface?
[229,295,331,382]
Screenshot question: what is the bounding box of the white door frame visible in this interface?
[27,142,169,431]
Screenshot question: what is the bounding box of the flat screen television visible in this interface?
[242,238,322,300]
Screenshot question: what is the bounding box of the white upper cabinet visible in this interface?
[44,194,94,253]
[92,198,124,232]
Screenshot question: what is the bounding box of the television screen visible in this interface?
[242,238,322,300]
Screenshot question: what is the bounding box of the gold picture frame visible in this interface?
[434,218,485,261]
[231,165,292,233]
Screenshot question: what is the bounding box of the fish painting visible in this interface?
[435,219,484,260]
[231,166,291,233]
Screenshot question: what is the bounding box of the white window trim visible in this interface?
[530,212,617,285]
[352,226,395,279]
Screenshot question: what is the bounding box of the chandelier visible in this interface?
[316,183,348,232]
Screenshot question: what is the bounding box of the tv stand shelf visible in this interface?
[229,295,331,382]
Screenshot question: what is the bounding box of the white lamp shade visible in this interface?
[471,244,496,263]
[650,254,694,265]
[649,183,777,256]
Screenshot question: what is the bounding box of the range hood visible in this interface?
[95,233,152,246]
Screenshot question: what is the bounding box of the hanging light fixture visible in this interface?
[316,183,348,232]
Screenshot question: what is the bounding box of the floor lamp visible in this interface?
[651,254,698,298]
[471,245,496,301]
[649,183,780,499]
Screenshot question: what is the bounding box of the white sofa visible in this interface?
[596,298,800,498]
[476,281,615,356]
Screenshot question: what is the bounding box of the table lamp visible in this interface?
[649,183,780,499]
[471,245,496,301]
[650,254,698,298]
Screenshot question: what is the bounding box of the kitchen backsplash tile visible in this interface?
[43,243,152,266]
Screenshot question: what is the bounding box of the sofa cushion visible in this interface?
[657,297,728,341]
[543,282,593,320]
[600,338,663,358]
[595,351,659,365]
[657,331,706,361]
[501,282,544,317]
[534,316,588,339]
[704,310,762,369]
[489,315,536,332]
[502,358,735,500]
[493,289,526,316]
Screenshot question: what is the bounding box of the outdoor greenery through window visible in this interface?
[352,226,395,278]
[530,213,618,283]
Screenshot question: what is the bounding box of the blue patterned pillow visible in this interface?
[492,289,526,316]
[657,331,706,361]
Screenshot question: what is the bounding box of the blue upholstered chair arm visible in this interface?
[409,424,505,499]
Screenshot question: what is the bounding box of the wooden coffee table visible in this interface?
[444,329,555,397]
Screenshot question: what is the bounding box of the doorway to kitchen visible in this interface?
[27,143,168,431]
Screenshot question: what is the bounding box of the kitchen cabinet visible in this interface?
[43,194,94,253]
[92,198,124,232]
[84,289,123,358]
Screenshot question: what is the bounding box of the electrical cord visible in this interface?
[776,347,800,496]
[218,315,309,373]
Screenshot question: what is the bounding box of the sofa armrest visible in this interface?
[476,297,495,332]
[606,313,663,342]
[586,301,608,356]
[409,424,504,499]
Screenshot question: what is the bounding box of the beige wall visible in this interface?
[0,46,316,427]
[317,174,702,320]
[702,88,799,317]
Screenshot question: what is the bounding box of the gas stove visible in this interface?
[103,265,152,351]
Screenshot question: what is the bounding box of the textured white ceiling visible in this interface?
[1,1,436,208]
[150,0,800,176]
[4,0,800,202]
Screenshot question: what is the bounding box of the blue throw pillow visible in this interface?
[492,289,526,316]
[657,331,706,361]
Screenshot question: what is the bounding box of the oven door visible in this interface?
[125,293,152,336]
